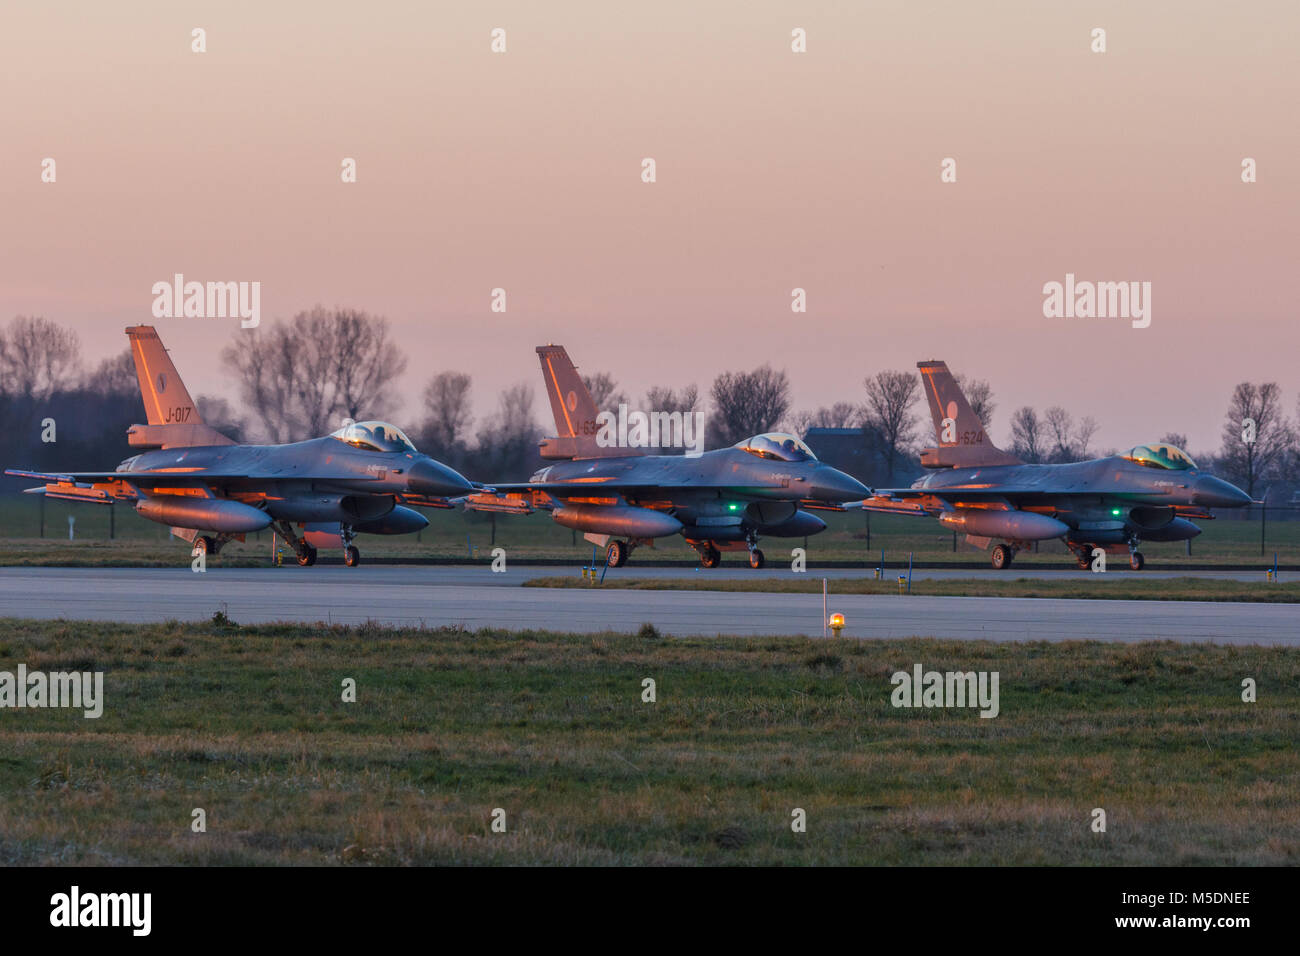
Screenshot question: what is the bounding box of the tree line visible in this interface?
[1,311,1298,502]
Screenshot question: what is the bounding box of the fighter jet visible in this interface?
[860,361,1253,570]
[464,345,870,568]
[6,326,474,567]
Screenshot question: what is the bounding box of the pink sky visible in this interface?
[2,1,1297,456]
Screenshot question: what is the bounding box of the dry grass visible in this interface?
[0,618,1295,865]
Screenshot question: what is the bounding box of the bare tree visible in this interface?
[474,383,541,478]
[709,366,791,447]
[863,370,920,481]
[1075,416,1099,460]
[222,307,407,442]
[324,308,408,422]
[84,349,136,397]
[195,395,249,443]
[789,401,864,437]
[0,316,81,400]
[643,384,699,415]
[582,371,627,413]
[954,373,996,431]
[420,371,473,454]
[1219,382,1291,497]
[1010,406,1045,464]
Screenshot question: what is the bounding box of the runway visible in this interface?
[0,566,1294,644]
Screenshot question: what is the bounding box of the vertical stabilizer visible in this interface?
[127,325,202,426]
[124,326,234,448]
[535,345,628,460]
[916,361,1022,468]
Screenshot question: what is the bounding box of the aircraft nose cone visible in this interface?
[1193,474,1253,509]
[408,457,474,498]
[809,465,870,504]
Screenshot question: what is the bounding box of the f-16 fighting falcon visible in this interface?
[6,326,474,567]
[464,345,870,568]
[861,361,1254,570]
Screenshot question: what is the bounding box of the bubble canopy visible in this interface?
[735,433,818,463]
[1121,443,1197,471]
[330,421,417,454]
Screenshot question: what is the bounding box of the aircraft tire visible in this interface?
[748,549,765,569]
[1076,553,1093,570]
[1130,551,1145,571]
[298,545,318,568]
[991,544,1012,570]
[344,545,360,568]
[700,546,722,569]
[606,541,628,568]
[194,536,214,559]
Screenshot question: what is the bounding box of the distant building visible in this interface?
[802,426,910,488]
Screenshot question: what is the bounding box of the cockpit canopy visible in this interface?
[1122,443,1197,471]
[330,420,417,454]
[735,433,818,463]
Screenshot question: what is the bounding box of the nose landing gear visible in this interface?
[341,525,361,568]
[1127,538,1145,571]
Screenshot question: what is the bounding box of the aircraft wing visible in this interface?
[7,467,388,485]
[863,486,1178,514]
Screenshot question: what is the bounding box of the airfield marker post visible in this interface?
[822,579,827,638]
[907,552,913,594]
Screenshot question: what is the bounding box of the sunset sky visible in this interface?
[2,1,1297,456]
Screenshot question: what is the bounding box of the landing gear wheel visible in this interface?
[297,545,318,567]
[1076,553,1093,570]
[1129,551,1145,571]
[606,540,629,568]
[991,544,1013,570]
[344,545,360,568]
[748,549,765,569]
[194,536,214,559]
[700,546,722,569]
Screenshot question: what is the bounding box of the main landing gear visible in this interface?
[192,533,236,560]
[1066,541,1145,571]
[272,520,318,567]
[606,540,632,568]
[990,543,1018,570]
[688,540,723,568]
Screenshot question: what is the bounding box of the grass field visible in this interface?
[525,575,1300,603]
[2,494,1298,568]
[1,618,1296,865]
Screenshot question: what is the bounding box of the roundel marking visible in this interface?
[946,401,958,420]
[566,390,578,412]
[158,372,168,393]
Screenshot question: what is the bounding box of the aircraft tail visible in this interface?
[916,360,1021,468]
[125,326,234,449]
[535,345,627,460]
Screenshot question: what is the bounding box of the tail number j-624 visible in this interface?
[940,417,985,445]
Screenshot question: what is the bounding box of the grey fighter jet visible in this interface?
[6,326,473,567]
[861,361,1253,570]
[464,345,869,568]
